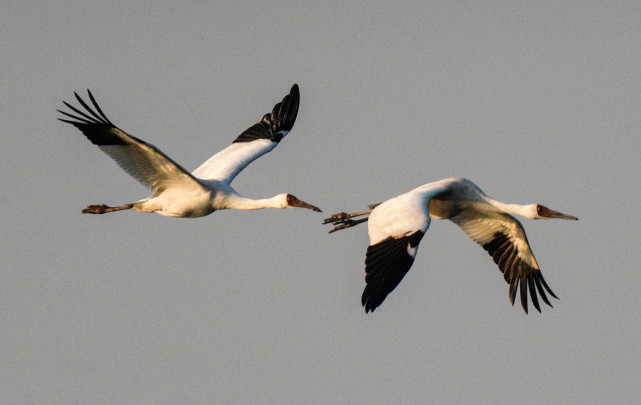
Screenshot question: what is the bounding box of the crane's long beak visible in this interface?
[291,197,322,212]
[546,208,578,220]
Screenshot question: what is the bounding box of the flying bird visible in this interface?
[323,177,577,313]
[58,84,321,218]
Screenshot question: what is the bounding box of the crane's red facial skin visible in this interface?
[537,204,578,220]
[286,194,322,212]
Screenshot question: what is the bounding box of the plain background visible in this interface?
[2,2,640,404]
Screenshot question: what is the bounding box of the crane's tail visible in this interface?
[323,210,372,233]
[82,203,134,214]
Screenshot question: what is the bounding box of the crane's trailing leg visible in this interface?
[323,209,372,233]
[82,203,134,214]
[327,217,369,233]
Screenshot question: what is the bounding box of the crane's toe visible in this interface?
[323,212,350,224]
[82,204,110,214]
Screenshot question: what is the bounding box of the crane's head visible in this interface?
[534,204,578,220]
[284,194,322,212]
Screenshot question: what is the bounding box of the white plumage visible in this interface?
[58,84,321,218]
[324,177,577,313]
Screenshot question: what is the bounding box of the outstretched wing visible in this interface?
[450,208,558,313]
[363,230,425,313]
[58,90,205,194]
[361,190,434,313]
[191,84,300,183]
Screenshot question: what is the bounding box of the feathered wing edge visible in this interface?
[481,230,558,313]
[58,90,114,129]
[191,84,300,182]
[452,211,558,313]
[232,84,300,144]
[362,231,425,313]
[58,90,204,192]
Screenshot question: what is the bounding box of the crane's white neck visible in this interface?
[226,194,289,210]
[487,199,538,219]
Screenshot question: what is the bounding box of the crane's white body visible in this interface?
[325,177,577,314]
[58,85,321,218]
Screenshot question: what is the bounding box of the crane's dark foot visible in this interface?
[323,209,373,230]
[323,212,351,224]
[328,218,370,233]
[82,203,133,214]
[323,211,370,233]
[83,204,110,214]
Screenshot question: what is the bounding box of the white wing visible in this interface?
[361,185,447,312]
[58,90,205,194]
[367,190,432,245]
[192,84,300,183]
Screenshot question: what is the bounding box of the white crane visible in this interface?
[58,84,321,218]
[323,177,577,313]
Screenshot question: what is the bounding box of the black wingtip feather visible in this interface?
[61,100,98,123]
[57,109,94,125]
[232,84,301,144]
[533,274,552,307]
[58,91,129,146]
[59,90,113,126]
[528,276,541,313]
[361,231,424,314]
[509,280,518,306]
[519,277,529,314]
[538,274,558,300]
[57,118,80,125]
[87,89,113,125]
[74,91,107,123]
[483,231,558,313]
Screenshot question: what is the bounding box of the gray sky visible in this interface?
[2,2,640,403]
